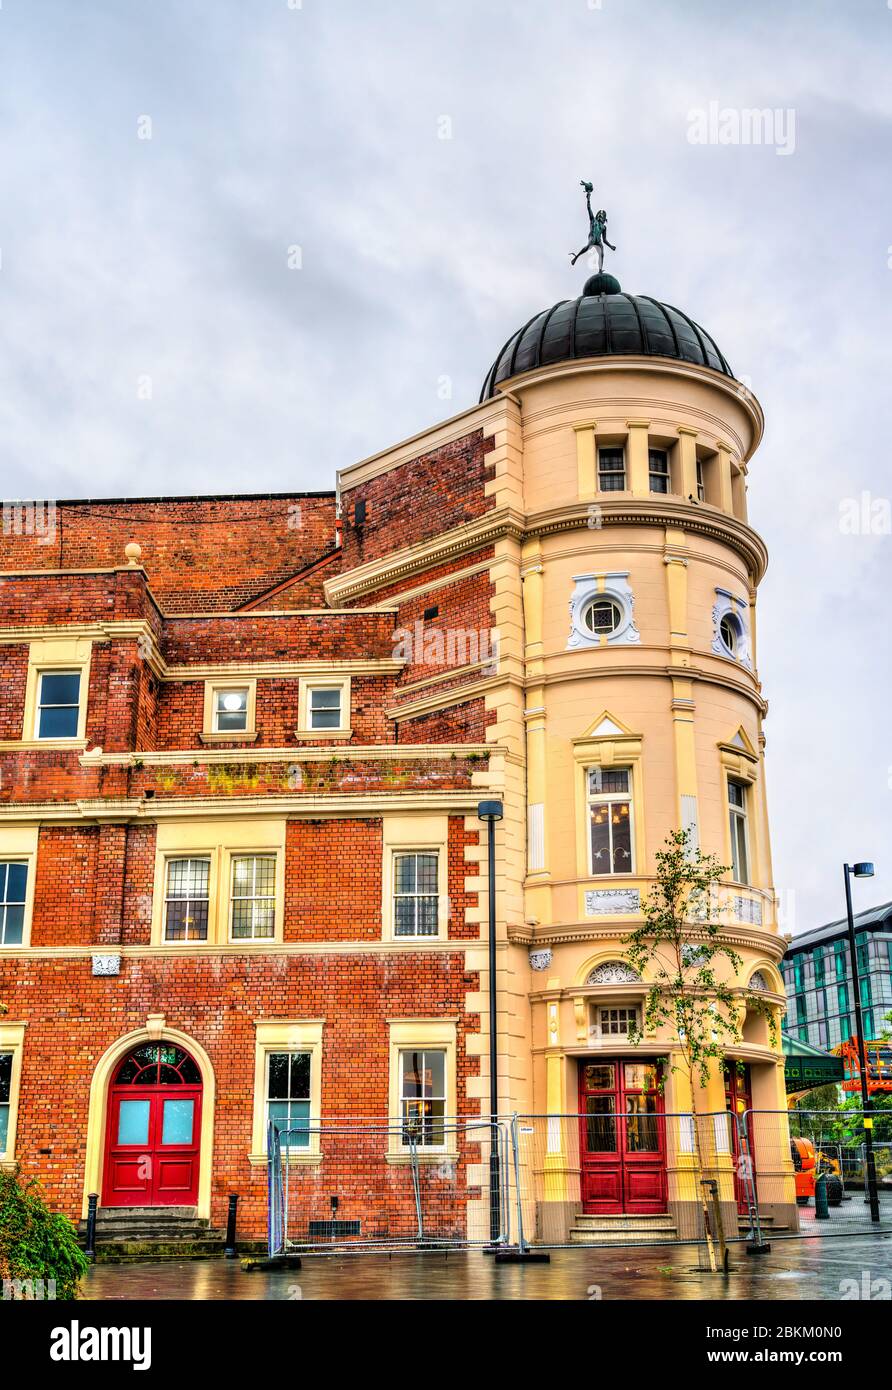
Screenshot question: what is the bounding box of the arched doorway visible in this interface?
[102,1042,203,1207]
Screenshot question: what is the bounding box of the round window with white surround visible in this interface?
[567,572,640,651]
[583,598,622,637]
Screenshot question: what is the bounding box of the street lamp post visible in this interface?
[478,799,504,1245]
[842,861,880,1223]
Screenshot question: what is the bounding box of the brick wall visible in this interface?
[0,952,480,1235]
[339,430,495,567]
[0,496,338,613]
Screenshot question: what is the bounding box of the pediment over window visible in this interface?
[577,709,637,741]
[586,960,641,985]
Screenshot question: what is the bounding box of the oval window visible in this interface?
[719,614,739,656]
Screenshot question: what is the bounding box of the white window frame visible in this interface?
[728,779,751,885]
[0,1024,26,1165]
[151,821,286,947]
[201,679,257,741]
[392,850,441,940]
[162,856,212,943]
[249,1020,323,1164]
[397,1048,448,1150]
[297,676,351,739]
[587,767,636,878]
[597,446,626,492]
[229,853,277,942]
[265,1049,313,1150]
[387,1020,457,1160]
[34,669,82,741]
[594,1004,641,1040]
[381,816,449,942]
[0,861,29,948]
[0,829,39,950]
[648,448,670,494]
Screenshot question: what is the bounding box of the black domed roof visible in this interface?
[480,273,733,400]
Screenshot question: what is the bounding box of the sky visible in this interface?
[1,0,890,936]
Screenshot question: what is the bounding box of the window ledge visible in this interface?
[199,730,259,744]
[0,738,88,751]
[385,1151,459,1166]
[293,729,353,741]
[248,1151,322,1168]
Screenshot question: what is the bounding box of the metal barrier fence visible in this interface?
[743,1109,892,1244]
[268,1118,510,1255]
[507,1111,747,1252]
[267,1108,892,1256]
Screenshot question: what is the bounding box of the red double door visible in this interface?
[579,1060,667,1214]
[725,1063,754,1214]
[102,1044,202,1207]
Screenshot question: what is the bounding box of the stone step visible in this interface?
[573,1213,676,1230]
[93,1206,198,1220]
[92,1238,268,1265]
[570,1228,678,1245]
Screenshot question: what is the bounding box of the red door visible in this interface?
[579,1060,666,1213]
[102,1043,202,1207]
[724,1063,754,1214]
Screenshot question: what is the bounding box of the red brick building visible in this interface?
[0,274,788,1248]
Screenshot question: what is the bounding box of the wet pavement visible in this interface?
[83,1232,892,1301]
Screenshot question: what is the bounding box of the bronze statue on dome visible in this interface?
[569,180,616,272]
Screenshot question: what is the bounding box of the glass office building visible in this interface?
[781,902,892,1049]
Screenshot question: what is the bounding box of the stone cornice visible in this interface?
[526,498,769,584]
[325,496,768,609]
[77,742,495,768]
[324,506,525,606]
[335,393,515,491]
[0,788,490,825]
[509,920,786,959]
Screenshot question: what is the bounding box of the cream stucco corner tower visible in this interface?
[478,269,789,1237]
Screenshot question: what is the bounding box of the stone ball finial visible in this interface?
[124,541,142,567]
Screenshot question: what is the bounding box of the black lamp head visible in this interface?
[853,862,875,879]
[477,799,504,822]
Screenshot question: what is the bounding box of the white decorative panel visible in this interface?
[527,803,545,873]
[584,888,641,917]
[680,795,699,858]
[92,954,121,977]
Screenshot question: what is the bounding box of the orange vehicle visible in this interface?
[790,1137,844,1206]
[790,1137,816,1205]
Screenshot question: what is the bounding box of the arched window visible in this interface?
[586,961,641,985]
[113,1043,201,1086]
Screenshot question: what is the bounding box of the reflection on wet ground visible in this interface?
[84,1232,892,1301]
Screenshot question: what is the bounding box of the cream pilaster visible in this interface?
[626,419,651,496]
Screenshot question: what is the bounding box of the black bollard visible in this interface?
[814,1173,830,1221]
[224,1193,239,1257]
[84,1192,99,1261]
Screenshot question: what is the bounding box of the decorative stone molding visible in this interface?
[586,960,641,985]
[567,572,640,651]
[712,587,752,668]
[91,954,121,977]
[584,888,641,917]
[529,948,553,972]
[748,970,769,992]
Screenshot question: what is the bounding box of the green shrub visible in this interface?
[0,1167,88,1300]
